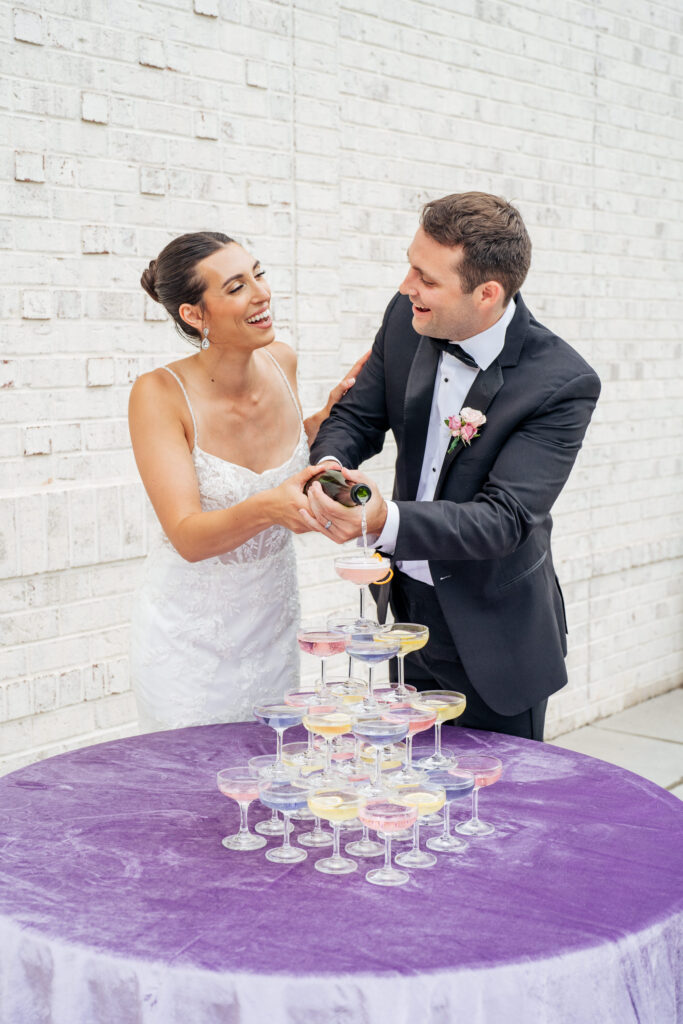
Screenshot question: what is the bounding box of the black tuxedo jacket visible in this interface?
[310,293,601,716]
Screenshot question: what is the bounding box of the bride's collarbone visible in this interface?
[194,388,301,470]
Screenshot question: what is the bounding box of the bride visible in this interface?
[128,231,366,732]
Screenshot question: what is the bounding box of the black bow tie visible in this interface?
[430,338,479,369]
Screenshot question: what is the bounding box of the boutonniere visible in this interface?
[444,407,487,454]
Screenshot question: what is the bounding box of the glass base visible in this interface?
[266,845,307,864]
[315,855,358,875]
[426,832,468,852]
[338,816,362,832]
[417,751,455,771]
[298,828,334,848]
[455,818,495,837]
[221,832,267,851]
[386,828,413,843]
[255,817,292,837]
[345,837,384,858]
[395,847,437,869]
[366,865,410,887]
[421,811,445,827]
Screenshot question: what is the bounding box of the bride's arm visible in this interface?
[269,341,370,448]
[128,370,320,563]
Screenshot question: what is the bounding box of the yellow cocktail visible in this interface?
[409,690,466,770]
[307,786,360,875]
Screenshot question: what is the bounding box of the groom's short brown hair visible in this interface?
[421,192,531,303]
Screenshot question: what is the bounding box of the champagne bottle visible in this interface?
[304,468,372,507]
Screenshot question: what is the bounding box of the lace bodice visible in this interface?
[156,353,309,563]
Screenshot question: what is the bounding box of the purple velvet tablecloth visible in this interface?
[0,723,681,1024]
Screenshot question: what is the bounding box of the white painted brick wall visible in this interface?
[1,0,681,774]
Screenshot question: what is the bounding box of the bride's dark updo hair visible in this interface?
[141,231,235,342]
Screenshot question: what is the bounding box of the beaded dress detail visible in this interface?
[130,351,308,731]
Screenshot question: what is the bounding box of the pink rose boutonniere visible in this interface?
[445,407,487,454]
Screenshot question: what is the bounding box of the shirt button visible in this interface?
[432,467,436,472]
[443,377,449,383]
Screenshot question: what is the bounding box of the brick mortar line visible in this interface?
[341,0,683,43]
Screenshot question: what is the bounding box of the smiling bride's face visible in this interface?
[179,243,275,349]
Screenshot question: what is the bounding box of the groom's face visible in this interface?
[399,228,480,342]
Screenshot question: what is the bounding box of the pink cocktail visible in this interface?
[297,627,346,698]
[216,767,267,852]
[334,554,392,629]
[454,754,503,838]
[297,634,347,659]
[359,796,418,887]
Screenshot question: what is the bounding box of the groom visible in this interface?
[303,192,601,741]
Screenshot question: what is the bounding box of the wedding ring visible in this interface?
[323,520,333,530]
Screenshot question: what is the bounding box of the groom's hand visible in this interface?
[298,468,388,544]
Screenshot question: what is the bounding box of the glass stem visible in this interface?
[397,654,406,696]
[368,665,375,703]
[472,786,480,825]
[325,737,332,775]
[434,721,443,758]
[404,733,413,772]
[275,728,283,767]
[352,735,362,770]
[319,658,327,696]
[281,813,293,851]
[412,818,420,854]
[361,824,370,843]
[359,585,367,622]
[270,809,278,826]
[332,824,341,860]
[313,816,323,837]
[238,801,250,836]
[374,745,382,787]
[442,801,452,839]
[384,836,392,871]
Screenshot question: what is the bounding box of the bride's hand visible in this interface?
[268,465,322,534]
[303,350,371,446]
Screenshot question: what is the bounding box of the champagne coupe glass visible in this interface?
[283,689,336,773]
[410,690,467,769]
[394,781,446,869]
[216,767,267,851]
[281,740,324,822]
[295,768,335,848]
[252,702,304,779]
[380,706,437,783]
[307,785,360,874]
[248,755,295,836]
[258,779,309,863]
[377,623,429,699]
[358,795,418,887]
[454,755,503,838]
[425,768,475,852]
[297,626,347,698]
[344,634,400,711]
[302,709,352,783]
[333,554,392,629]
[351,716,408,795]
[326,614,377,685]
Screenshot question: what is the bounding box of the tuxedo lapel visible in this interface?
[395,336,440,500]
[434,359,504,497]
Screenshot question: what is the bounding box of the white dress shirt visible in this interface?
[373,300,516,585]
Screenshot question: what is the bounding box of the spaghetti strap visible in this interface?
[264,349,304,430]
[160,366,199,448]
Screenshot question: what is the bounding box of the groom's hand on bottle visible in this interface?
[298,468,387,544]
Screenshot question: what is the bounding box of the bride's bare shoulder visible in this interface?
[267,340,297,373]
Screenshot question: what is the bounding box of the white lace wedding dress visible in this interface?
[129,352,309,731]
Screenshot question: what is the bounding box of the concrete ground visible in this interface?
[550,687,683,798]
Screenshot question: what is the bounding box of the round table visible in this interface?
[0,723,681,1024]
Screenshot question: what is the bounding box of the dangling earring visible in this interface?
[201,327,210,350]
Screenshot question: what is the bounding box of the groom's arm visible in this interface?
[306,367,600,559]
[393,370,600,561]
[309,294,400,468]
